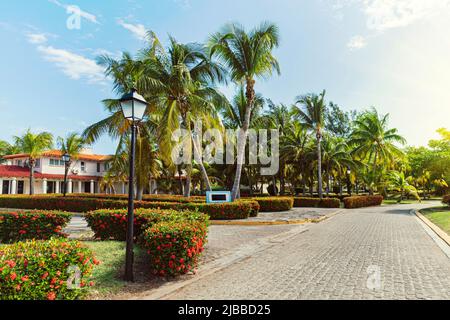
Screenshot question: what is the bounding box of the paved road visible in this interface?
[166,203,450,300]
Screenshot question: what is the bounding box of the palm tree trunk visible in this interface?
[29,158,35,195]
[317,131,323,199]
[231,79,255,201]
[184,164,192,197]
[191,133,212,192]
[177,166,184,195]
[370,152,378,195]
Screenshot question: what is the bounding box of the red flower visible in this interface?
[47,292,56,301]
[41,272,49,279]
[179,258,185,264]
[18,230,26,235]
[10,273,17,281]
[21,276,29,282]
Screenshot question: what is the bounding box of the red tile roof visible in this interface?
[3,150,112,162]
[0,165,101,181]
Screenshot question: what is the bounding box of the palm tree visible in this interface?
[57,133,86,196]
[293,90,327,199]
[350,108,406,194]
[141,36,227,197]
[388,171,420,202]
[13,129,53,195]
[0,140,20,163]
[209,22,280,200]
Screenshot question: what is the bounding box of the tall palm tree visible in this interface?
[293,90,327,199]
[142,36,227,197]
[13,129,53,195]
[57,133,86,195]
[388,171,420,202]
[209,22,280,200]
[350,108,406,194]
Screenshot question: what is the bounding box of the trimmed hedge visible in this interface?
[66,193,205,203]
[251,197,294,212]
[293,197,341,208]
[85,208,208,241]
[0,196,258,220]
[0,238,99,300]
[343,195,384,209]
[0,211,71,243]
[443,195,450,206]
[141,220,208,277]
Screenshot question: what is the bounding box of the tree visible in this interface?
[209,22,280,200]
[293,90,327,199]
[57,133,86,195]
[0,140,19,163]
[388,171,420,202]
[350,108,406,194]
[324,102,356,138]
[13,130,53,195]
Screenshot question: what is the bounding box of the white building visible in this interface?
[0,149,112,195]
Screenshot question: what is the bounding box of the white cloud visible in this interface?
[37,45,106,84]
[117,19,147,40]
[347,35,367,50]
[26,33,48,44]
[336,0,450,32]
[48,0,100,24]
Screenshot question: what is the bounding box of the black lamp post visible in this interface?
[61,153,71,197]
[120,88,148,282]
[346,167,352,196]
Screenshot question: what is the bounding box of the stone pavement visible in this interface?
[162,203,450,300]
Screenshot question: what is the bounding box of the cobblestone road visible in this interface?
[166,204,450,300]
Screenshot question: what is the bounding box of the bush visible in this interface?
[0,211,71,243]
[66,193,205,203]
[443,195,450,206]
[0,238,99,300]
[85,208,207,241]
[343,195,384,209]
[293,197,341,208]
[141,220,208,277]
[0,196,256,220]
[251,197,294,212]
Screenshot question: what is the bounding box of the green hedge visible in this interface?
[293,197,341,208]
[0,196,258,220]
[250,197,294,212]
[0,210,71,243]
[0,238,99,300]
[343,195,384,209]
[443,195,450,206]
[85,208,208,241]
[66,193,205,203]
[141,220,208,277]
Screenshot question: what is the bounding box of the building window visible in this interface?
[104,162,109,171]
[81,162,86,172]
[17,160,22,166]
[97,163,101,173]
[49,159,65,166]
[35,159,40,168]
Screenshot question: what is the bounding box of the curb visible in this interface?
[209,209,343,226]
[414,209,450,247]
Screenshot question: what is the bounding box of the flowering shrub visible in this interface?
[185,201,257,220]
[141,220,208,277]
[293,197,341,208]
[85,209,208,241]
[0,238,99,300]
[343,195,384,209]
[66,193,205,203]
[443,195,450,206]
[251,197,294,212]
[0,211,71,243]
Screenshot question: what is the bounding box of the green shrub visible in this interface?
[0,238,99,300]
[85,208,208,241]
[141,220,208,277]
[0,211,71,243]
[443,195,450,206]
[66,193,205,203]
[293,197,341,208]
[343,195,383,209]
[185,201,256,220]
[251,197,294,212]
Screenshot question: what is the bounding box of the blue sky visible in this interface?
[0,0,449,154]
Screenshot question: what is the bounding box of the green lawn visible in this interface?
[83,241,154,299]
[420,207,450,236]
[382,199,420,205]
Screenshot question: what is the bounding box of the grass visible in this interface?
[382,199,420,205]
[420,206,450,236]
[83,241,152,298]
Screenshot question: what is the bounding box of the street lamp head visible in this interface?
[61,153,71,163]
[347,167,351,175]
[120,88,148,122]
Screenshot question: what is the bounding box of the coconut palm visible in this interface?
[209,22,280,200]
[140,35,228,197]
[13,129,53,195]
[293,90,327,199]
[57,133,86,195]
[388,171,420,202]
[0,140,20,163]
[350,108,406,194]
